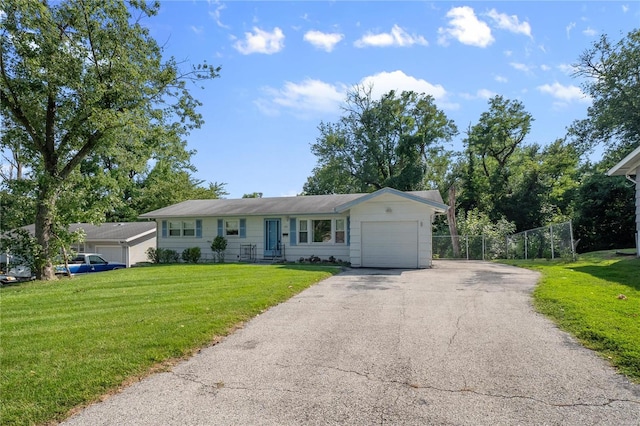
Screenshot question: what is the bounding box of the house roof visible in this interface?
[139,188,447,219]
[23,222,156,243]
[608,145,640,178]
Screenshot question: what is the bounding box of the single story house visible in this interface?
[608,145,640,256]
[19,222,157,267]
[139,187,449,268]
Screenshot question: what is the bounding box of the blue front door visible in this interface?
[264,219,281,257]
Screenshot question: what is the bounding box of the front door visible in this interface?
[264,219,281,257]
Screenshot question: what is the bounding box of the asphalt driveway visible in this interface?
[63,261,640,425]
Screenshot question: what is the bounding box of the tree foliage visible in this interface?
[303,87,457,194]
[1,0,219,279]
[569,28,640,158]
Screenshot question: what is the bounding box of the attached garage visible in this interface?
[335,188,449,269]
[95,245,125,264]
[361,221,418,268]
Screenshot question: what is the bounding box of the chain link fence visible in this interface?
[433,221,575,261]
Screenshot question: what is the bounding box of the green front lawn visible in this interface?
[0,264,339,426]
[500,251,640,383]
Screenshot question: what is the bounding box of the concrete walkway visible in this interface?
[62,261,640,425]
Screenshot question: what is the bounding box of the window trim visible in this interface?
[225,219,239,237]
[296,218,347,245]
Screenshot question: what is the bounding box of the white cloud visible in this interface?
[190,25,204,35]
[355,25,428,48]
[622,5,629,13]
[209,1,230,29]
[566,22,576,39]
[583,27,598,37]
[256,79,347,118]
[540,64,551,71]
[486,9,532,37]
[537,82,591,104]
[461,89,496,100]
[510,62,533,73]
[358,70,450,103]
[304,30,344,52]
[558,63,577,75]
[233,27,285,55]
[494,75,508,83]
[438,6,494,48]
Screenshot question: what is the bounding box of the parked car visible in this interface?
[55,253,126,275]
[0,265,35,285]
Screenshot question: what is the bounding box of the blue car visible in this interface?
[55,254,126,275]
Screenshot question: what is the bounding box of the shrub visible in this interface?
[211,236,228,263]
[148,248,180,264]
[181,247,201,264]
[146,247,160,263]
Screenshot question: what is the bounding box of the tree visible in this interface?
[569,28,640,158]
[1,1,219,279]
[572,170,635,252]
[303,87,457,194]
[458,96,534,228]
[242,192,263,198]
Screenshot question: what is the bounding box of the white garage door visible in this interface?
[95,245,124,264]
[361,221,418,268]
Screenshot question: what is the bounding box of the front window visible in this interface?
[299,220,308,243]
[313,220,332,243]
[182,221,195,237]
[225,220,239,236]
[335,219,345,244]
[169,221,182,237]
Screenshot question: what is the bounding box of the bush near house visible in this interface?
[181,247,201,263]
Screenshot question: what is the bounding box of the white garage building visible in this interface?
[608,145,640,257]
[140,187,448,268]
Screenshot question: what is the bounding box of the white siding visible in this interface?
[349,193,437,268]
[156,215,350,263]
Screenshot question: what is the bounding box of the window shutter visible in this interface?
[346,217,350,246]
[195,220,202,238]
[239,219,246,238]
[289,218,296,246]
[217,219,223,237]
[161,220,167,238]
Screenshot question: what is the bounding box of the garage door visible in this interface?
[95,245,124,264]
[361,221,418,268]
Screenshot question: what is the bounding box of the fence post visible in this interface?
[550,225,555,259]
[569,220,576,260]
[482,234,485,261]
[524,231,528,260]
[466,235,469,260]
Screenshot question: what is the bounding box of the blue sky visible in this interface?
[147,1,639,199]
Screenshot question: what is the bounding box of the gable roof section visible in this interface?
[139,188,447,219]
[23,222,156,243]
[608,145,640,179]
[334,187,448,213]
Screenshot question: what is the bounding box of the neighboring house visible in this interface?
[139,187,448,268]
[20,222,157,267]
[608,145,640,257]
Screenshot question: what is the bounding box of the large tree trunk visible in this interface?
[34,183,58,280]
[447,185,461,258]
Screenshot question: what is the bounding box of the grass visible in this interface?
[499,250,640,383]
[0,263,339,426]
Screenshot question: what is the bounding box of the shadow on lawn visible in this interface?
[572,257,640,291]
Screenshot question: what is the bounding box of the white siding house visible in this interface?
[608,145,640,257]
[140,188,448,268]
[19,222,157,267]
